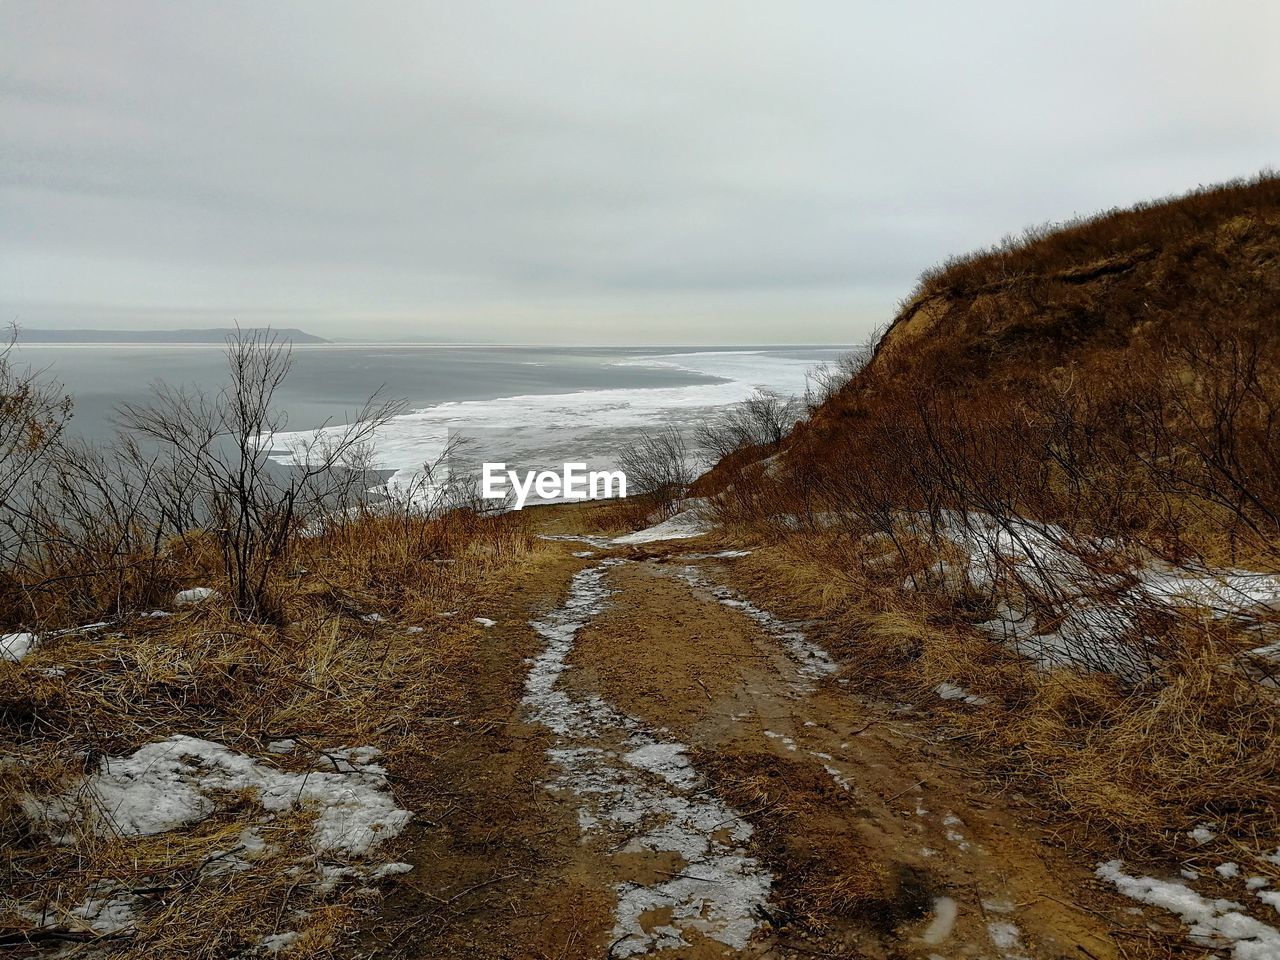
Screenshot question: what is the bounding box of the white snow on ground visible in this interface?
[763,730,798,751]
[523,560,771,956]
[1191,824,1219,845]
[612,500,713,545]
[69,890,138,934]
[1,632,36,662]
[942,813,971,852]
[919,896,958,945]
[473,617,497,628]
[896,511,1280,679]
[986,920,1031,959]
[16,741,411,944]
[261,931,300,952]
[25,736,410,856]
[676,565,837,683]
[1097,860,1280,959]
[174,587,217,607]
[934,682,989,706]
[539,533,614,549]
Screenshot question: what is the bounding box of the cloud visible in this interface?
[2,0,1277,342]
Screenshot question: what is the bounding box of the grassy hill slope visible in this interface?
[699,174,1280,862]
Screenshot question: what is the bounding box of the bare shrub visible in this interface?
[0,328,73,576]
[617,425,700,516]
[803,345,873,411]
[695,390,801,459]
[118,328,401,621]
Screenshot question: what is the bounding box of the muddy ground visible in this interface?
[354,509,1181,960]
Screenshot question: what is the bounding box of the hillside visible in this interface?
[866,174,1280,389]
[753,175,1280,563]
[4,182,1280,960]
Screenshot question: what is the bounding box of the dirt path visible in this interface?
[361,526,1164,960]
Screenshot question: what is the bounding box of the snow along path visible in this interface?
[675,564,838,685]
[524,559,772,956]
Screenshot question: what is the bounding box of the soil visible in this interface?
[355,510,1175,960]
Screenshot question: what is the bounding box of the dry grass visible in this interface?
[691,175,1280,868]
[0,508,552,958]
[577,495,663,534]
[979,638,1280,855]
[717,533,1280,870]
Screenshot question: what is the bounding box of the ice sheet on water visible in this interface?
[261,351,825,496]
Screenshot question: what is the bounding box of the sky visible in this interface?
[2,1,1277,345]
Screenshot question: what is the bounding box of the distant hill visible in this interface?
[863,174,1280,389]
[700,173,1280,563]
[14,327,330,344]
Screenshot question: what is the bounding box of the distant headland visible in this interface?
[13,327,330,344]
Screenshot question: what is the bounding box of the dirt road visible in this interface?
[359,521,1164,960]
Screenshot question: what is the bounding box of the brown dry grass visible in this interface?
[0,508,553,958]
[717,534,1280,875]
[692,175,1280,871]
[577,494,662,534]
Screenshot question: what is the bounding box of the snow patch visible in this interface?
[261,931,300,953]
[986,920,1031,959]
[1097,860,1280,959]
[523,560,771,956]
[935,682,989,706]
[903,510,1280,679]
[174,587,217,607]
[1,632,36,662]
[1191,824,1218,846]
[942,813,970,851]
[677,565,837,683]
[613,501,712,545]
[24,736,409,856]
[919,896,958,945]
[539,533,613,549]
[71,891,137,934]
[763,730,798,752]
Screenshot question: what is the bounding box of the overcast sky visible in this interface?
[2,1,1277,344]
